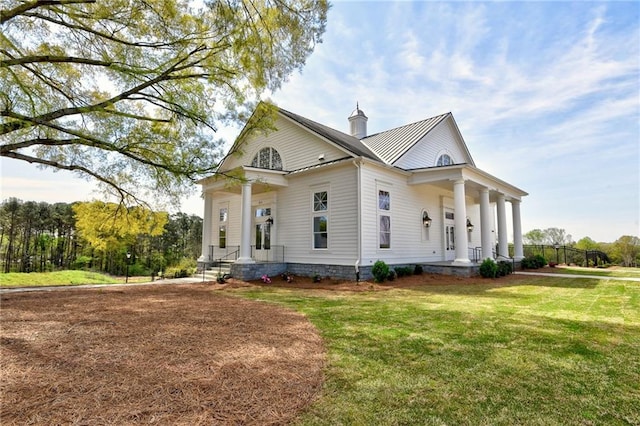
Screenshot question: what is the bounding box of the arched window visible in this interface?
[251,147,283,170]
[436,154,453,167]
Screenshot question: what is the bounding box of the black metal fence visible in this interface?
[517,245,610,267]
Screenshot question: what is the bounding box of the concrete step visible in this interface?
[195,265,232,281]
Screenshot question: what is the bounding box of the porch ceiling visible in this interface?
[201,167,288,194]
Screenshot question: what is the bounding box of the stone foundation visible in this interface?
[227,261,480,281]
[230,262,288,281]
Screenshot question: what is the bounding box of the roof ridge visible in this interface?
[363,112,450,140]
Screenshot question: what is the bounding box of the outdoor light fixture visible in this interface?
[422,211,432,228]
[125,252,132,283]
[266,216,274,225]
[466,218,474,232]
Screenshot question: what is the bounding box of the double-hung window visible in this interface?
[378,189,391,249]
[312,190,328,249]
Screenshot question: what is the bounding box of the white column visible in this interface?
[198,192,213,263]
[237,182,255,263]
[511,199,524,260]
[480,188,493,260]
[453,179,471,265]
[496,193,509,258]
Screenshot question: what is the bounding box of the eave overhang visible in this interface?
[407,164,528,202]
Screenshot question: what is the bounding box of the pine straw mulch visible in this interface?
[241,271,530,292]
[0,284,325,425]
[1,273,530,425]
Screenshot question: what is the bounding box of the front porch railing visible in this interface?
[208,245,285,263]
[208,245,240,264]
[469,247,483,262]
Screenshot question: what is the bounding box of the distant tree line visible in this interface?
[523,227,639,267]
[0,198,202,276]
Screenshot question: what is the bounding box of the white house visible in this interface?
[198,103,527,280]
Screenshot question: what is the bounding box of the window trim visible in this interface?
[311,188,329,250]
[377,186,392,249]
[436,152,454,167]
[251,147,283,170]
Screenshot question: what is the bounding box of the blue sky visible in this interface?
[1,1,638,243]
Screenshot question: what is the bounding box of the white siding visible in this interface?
[359,163,482,266]
[222,115,348,173]
[394,119,469,169]
[211,193,242,247]
[276,162,359,265]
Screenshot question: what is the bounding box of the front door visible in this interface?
[254,207,272,262]
[444,209,455,261]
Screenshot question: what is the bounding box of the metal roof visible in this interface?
[361,113,450,165]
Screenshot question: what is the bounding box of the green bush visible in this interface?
[372,260,390,283]
[387,269,397,281]
[165,257,197,278]
[128,263,150,276]
[479,258,498,278]
[394,266,413,277]
[497,261,512,276]
[533,254,547,268]
[522,255,547,269]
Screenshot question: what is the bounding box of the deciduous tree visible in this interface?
[1,0,328,205]
[523,229,545,245]
[611,235,639,267]
[73,201,168,252]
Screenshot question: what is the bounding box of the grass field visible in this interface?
[234,276,640,425]
[0,271,149,287]
[544,265,640,278]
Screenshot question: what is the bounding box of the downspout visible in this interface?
[353,159,362,281]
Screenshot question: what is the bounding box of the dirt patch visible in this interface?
[1,284,325,425]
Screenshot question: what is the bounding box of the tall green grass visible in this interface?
[236,277,640,425]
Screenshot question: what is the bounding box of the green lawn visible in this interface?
[234,276,640,425]
[0,271,148,287]
[543,266,640,278]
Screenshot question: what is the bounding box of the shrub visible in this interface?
[479,258,498,278]
[128,263,150,277]
[165,266,188,278]
[497,261,512,276]
[394,266,413,277]
[521,255,546,269]
[387,269,397,281]
[165,257,197,278]
[414,264,424,275]
[533,254,547,268]
[372,260,389,283]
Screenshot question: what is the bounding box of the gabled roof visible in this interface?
[278,108,379,160]
[361,113,450,165]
